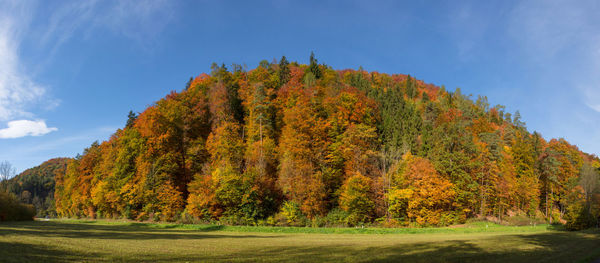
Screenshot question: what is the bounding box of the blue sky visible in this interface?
[1,0,599,173]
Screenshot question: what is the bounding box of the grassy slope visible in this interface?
[0,220,599,262]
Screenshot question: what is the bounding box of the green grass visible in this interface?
[0,219,599,262]
[71,219,557,234]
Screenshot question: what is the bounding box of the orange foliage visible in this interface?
[52,60,598,227]
[389,153,456,226]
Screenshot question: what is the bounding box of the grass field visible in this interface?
[1,220,599,262]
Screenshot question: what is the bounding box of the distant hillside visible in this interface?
[53,56,600,229]
[7,158,70,217]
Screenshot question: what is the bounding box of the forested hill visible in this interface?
[54,56,600,228]
[7,158,70,217]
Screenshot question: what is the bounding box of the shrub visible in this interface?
[271,201,308,226]
[311,216,326,227]
[500,211,546,226]
[219,215,249,225]
[438,211,463,226]
[310,209,348,227]
[280,201,302,224]
[565,202,596,231]
[177,210,197,224]
[324,208,349,227]
[0,191,36,221]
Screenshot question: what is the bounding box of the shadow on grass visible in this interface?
[210,230,598,263]
[1,221,599,262]
[141,223,225,232]
[124,230,600,262]
[546,224,567,231]
[0,221,267,240]
[0,241,99,263]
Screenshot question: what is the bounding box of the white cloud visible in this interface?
[0,120,57,139]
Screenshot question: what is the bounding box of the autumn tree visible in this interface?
[339,173,374,225]
[388,153,456,226]
[187,79,244,219]
[51,59,600,228]
[277,82,329,218]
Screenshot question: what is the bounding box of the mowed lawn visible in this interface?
[0,220,599,262]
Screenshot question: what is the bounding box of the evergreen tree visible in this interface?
[309,51,322,79]
[125,111,137,128]
[278,56,290,85]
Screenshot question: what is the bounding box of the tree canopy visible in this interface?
[52,56,600,228]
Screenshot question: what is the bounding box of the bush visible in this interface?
[311,216,326,227]
[269,201,309,226]
[219,214,255,226]
[438,211,463,226]
[375,217,402,227]
[0,191,36,221]
[565,202,596,231]
[309,209,349,227]
[324,208,349,227]
[495,211,547,226]
[177,211,195,224]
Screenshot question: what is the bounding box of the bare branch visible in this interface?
[0,161,16,182]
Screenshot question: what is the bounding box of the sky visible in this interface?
[0,0,599,173]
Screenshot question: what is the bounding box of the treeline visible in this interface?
[3,158,70,217]
[0,161,36,221]
[54,56,600,228]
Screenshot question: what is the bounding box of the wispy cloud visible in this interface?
[101,0,176,44]
[12,125,117,153]
[581,39,600,113]
[39,0,99,59]
[0,0,175,137]
[442,1,600,155]
[505,0,600,154]
[38,0,175,56]
[0,120,57,139]
[0,125,117,172]
[511,0,600,114]
[586,103,600,113]
[0,0,51,121]
[444,3,493,61]
[507,0,600,60]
